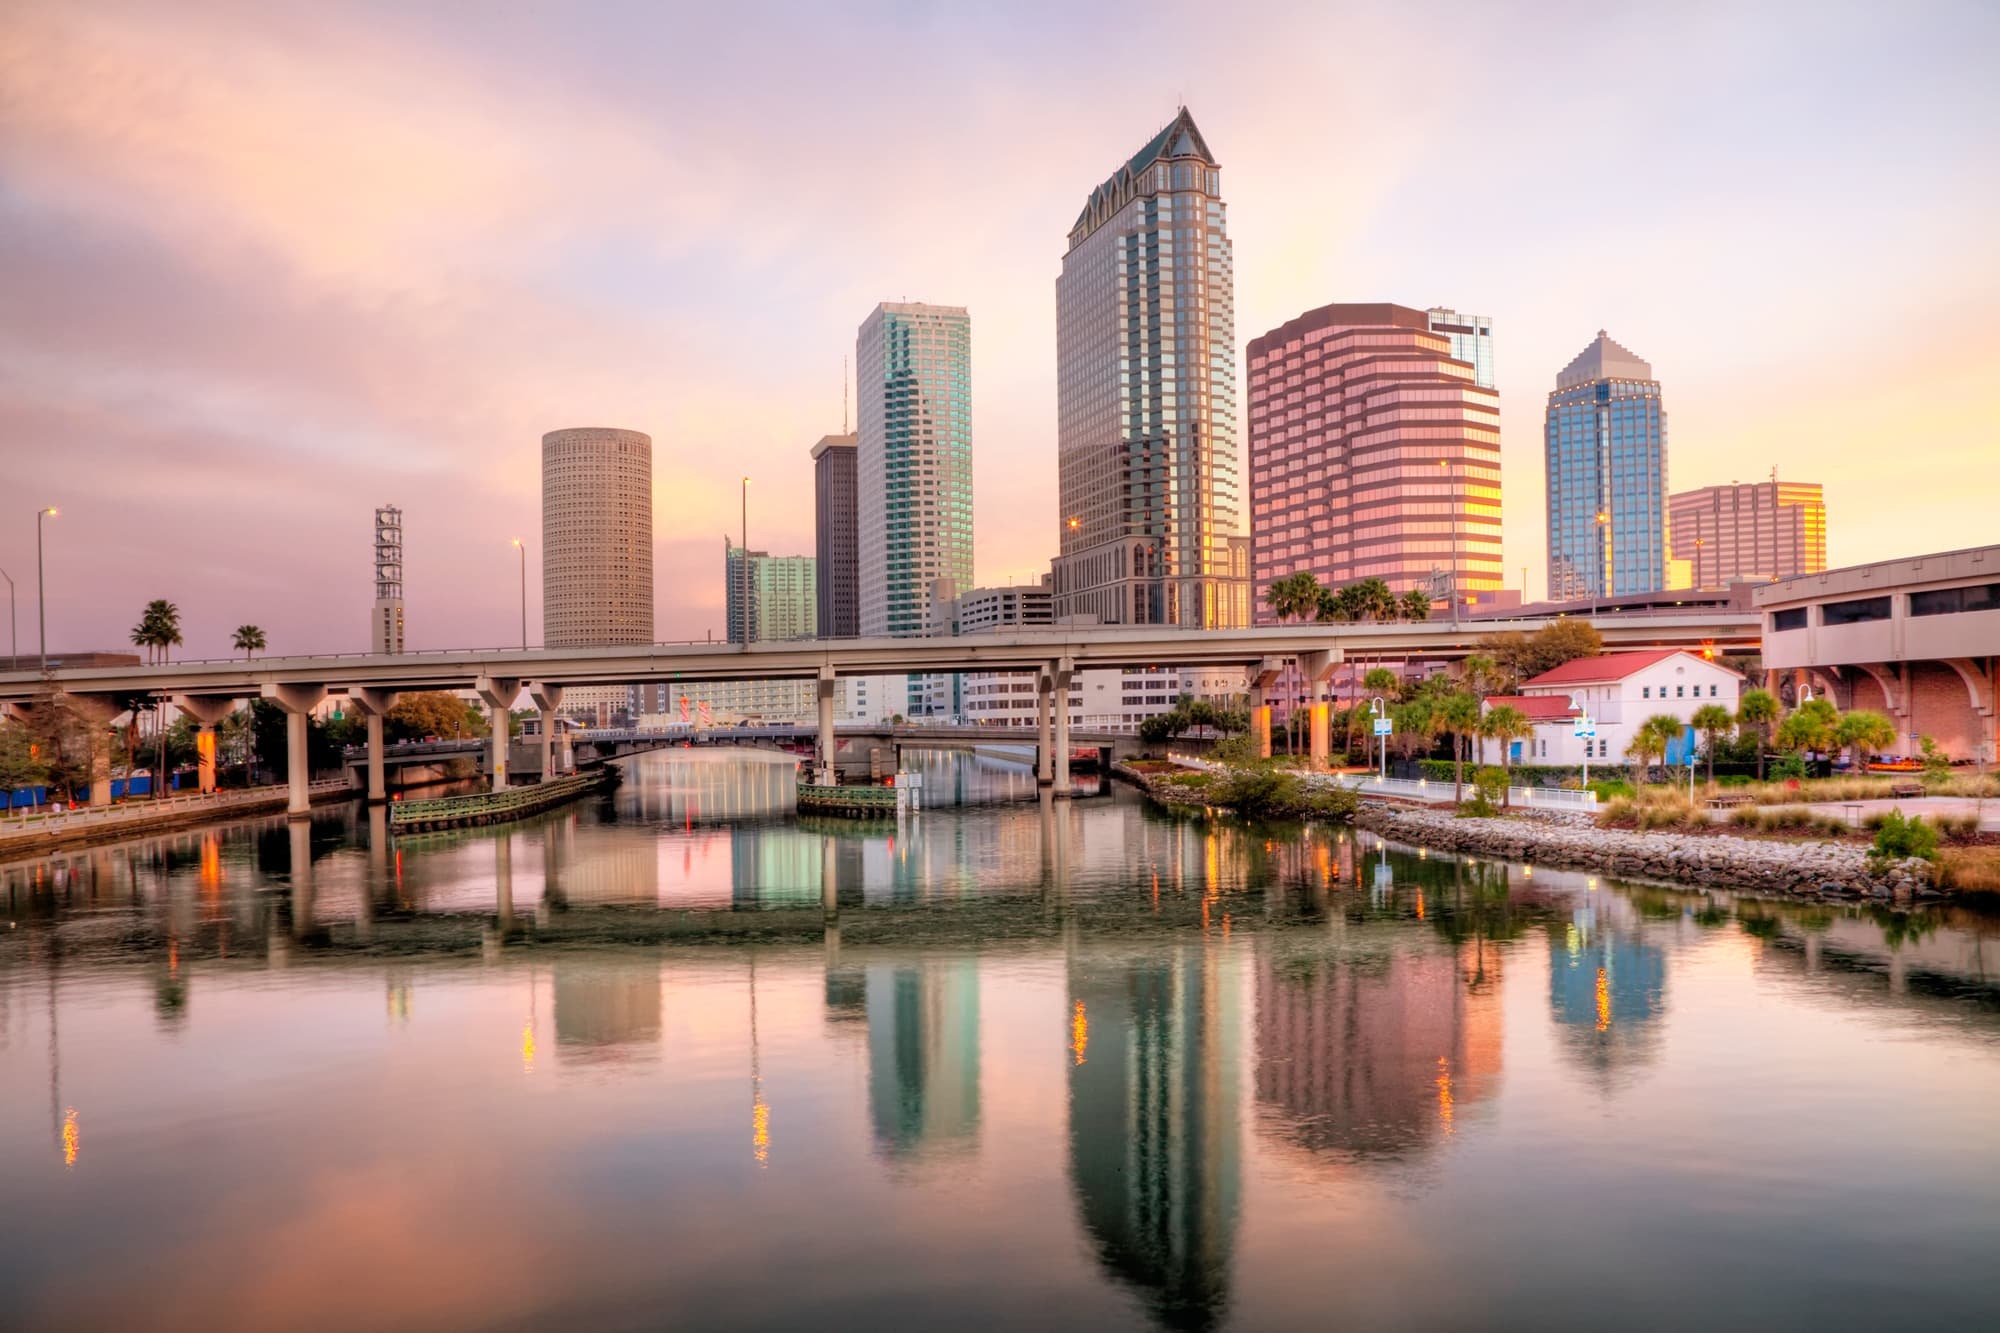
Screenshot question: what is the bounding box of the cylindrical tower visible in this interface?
[541,428,653,648]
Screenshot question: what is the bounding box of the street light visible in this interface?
[1372,695,1388,781]
[1592,509,1610,620]
[510,538,527,650]
[36,506,57,673]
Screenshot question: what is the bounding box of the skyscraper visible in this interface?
[1544,332,1668,600]
[724,544,817,643]
[541,427,653,647]
[1052,107,1244,628]
[1669,477,1827,587]
[811,432,859,638]
[372,505,404,654]
[855,303,973,637]
[1247,303,1501,620]
[1426,308,1495,388]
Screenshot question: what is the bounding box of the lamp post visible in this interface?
[1592,509,1610,620]
[0,566,14,667]
[739,476,751,648]
[36,506,57,673]
[511,538,527,650]
[1372,695,1387,781]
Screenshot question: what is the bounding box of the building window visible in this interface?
[1676,686,1684,698]
[1821,595,1891,626]
[1771,607,1807,631]
[1642,686,1650,699]
[1910,582,2000,617]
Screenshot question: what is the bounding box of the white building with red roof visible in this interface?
[1483,649,1741,767]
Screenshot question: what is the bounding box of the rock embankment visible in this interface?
[1356,804,1937,902]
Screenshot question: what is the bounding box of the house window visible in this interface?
[1642,686,1650,698]
[1710,685,1719,697]
[1676,686,1684,698]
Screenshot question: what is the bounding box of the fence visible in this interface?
[1163,754,1597,812]
[0,779,352,836]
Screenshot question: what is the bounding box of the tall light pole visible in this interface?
[1439,458,1459,629]
[739,476,751,648]
[36,507,57,673]
[511,538,527,650]
[0,566,14,667]
[1592,509,1610,620]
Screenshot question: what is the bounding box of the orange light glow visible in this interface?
[752,1095,770,1165]
[62,1107,78,1167]
[1595,966,1611,1031]
[1071,1000,1088,1065]
[1435,1058,1455,1135]
[521,1021,536,1073]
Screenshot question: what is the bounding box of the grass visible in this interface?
[1939,846,2000,893]
[1720,773,2000,806]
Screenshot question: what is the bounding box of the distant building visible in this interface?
[856,303,972,638]
[1545,333,1668,600]
[1053,107,1245,628]
[543,426,653,721]
[811,433,859,638]
[725,545,816,645]
[372,506,405,654]
[1669,478,1826,587]
[1247,302,1501,623]
[1426,307,1495,388]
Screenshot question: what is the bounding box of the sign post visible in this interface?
[1371,697,1390,781]
[1574,713,1596,786]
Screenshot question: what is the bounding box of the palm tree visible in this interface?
[1400,587,1432,622]
[233,625,267,661]
[1429,690,1484,804]
[1690,703,1735,786]
[1362,667,1400,698]
[130,599,182,665]
[1775,698,1839,770]
[1479,705,1535,806]
[1350,577,1397,622]
[1264,572,1323,623]
[1836,709,1897,773]
[1627,712,1688,787]
[1737,688,1779,780]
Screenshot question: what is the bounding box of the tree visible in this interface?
[1737,688,1779,780]
[1690,703,1735,785]
[1389,697,1433,766]
[21,679,93,804]
[1836,709,1897,772]
[130,599,183,665]
[1626,713,1687,786]
[1362,667,1401,702]
[1775,698,1839,764]
[1428,690,1484,804]
[1264,572,1323,623]
[1479,705,1534,806]
[233,624,267,661]
[1400,587,1433,622]
[1485,620,1605,682]
[0,720,50,800]
[386,691,482,742]
[1352,577,1398,622]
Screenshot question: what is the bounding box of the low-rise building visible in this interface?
[1485,649,1741,767]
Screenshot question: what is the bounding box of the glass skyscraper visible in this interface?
[725,546,817,644]
[856,303,973,638]
[1544,331,1668,600]
[1426,308,1495,389]
[1052,107,1244,627]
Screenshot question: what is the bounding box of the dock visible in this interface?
[390,772,606,833]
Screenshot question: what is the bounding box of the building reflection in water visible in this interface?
[552,958,663,1066]
[1068,943,1239,1331]
[1548,897,1668,1086]
[858,960,981,1166]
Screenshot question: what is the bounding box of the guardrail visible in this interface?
[1,779,352,834]
[1163,754,1598,811]
[390,774,601,832]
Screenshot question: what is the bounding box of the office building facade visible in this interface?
[1544,333,1668,600]
[1247,303,1501,621]
[372,505,405,654]
[856,303,973,638]
[725,546,817,644]
[1052,107,1245,628]
[811,432,859,638]
[542,427,654,647]
[1669,478,1826,587]
[1425,308,1495,388]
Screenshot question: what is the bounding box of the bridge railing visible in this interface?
[1,779,351,830]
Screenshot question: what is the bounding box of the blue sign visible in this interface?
[1373,719,1393,737]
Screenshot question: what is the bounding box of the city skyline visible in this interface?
[5,3,1996,656]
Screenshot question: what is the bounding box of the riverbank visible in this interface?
[0,780,353,859]
[1356,803,1939,902]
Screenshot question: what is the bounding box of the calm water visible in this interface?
[4,750,1999,1332]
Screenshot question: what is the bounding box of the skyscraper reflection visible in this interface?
[1067,943,1239,1331]
[552,958,663,1066]
[864,960,980,1168]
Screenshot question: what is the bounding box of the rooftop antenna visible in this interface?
[842,355,848,434]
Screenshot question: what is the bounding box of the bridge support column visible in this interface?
[1036,669,1054,786]
[1052,658,1074,798]
[475,677,520,792]
[344,687,399,803]
[260,683,327,817]
[1248,657,1283,761]
[816,667,837,785]
[59,694,125,806]
[530,683,564,781]
[1298,650,1340,771]
[176,695,237,795]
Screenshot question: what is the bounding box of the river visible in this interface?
[3,749,1998,1331]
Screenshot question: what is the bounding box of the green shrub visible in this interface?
[1919,736,1952,788]
[1769,752,1808,782]
[1473,766,1507,803]
[1868,809,1939,870]
[1588,777,1635,802]
[1212,732,1262,765]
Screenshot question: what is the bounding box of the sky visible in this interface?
[2,0,1996,660]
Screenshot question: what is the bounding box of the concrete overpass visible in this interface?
[2,614,1757,815]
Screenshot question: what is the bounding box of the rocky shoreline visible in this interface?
[1355,804,1939,902]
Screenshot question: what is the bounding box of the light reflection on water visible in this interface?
[2,749,1998,1331]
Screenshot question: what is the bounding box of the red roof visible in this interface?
[1519,649,1687,689]
[1484,694,1581,722]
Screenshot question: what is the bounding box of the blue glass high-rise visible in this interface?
[1544,331,1668,600]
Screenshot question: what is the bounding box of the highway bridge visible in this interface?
[2,614,1757,815]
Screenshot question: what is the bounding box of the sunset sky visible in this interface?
[3,0,1996,658]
